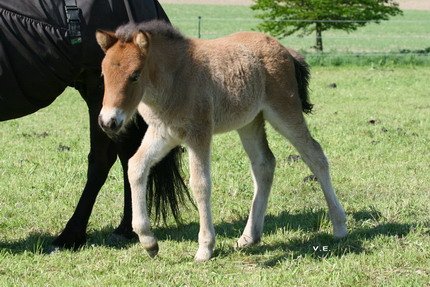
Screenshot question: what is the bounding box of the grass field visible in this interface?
[1,3,430,287]
[162,4,430,65]
[162,4,430,52]
[1,65,429,286]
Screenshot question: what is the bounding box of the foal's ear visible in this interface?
[134,31,150,52]
[96,30,117,53]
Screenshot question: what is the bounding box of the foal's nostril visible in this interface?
[108,118,117,130]
[98,114,121,132]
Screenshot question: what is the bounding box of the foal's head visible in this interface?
[96,28,150,134]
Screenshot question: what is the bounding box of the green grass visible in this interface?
[1,66,429,286]
[1,3,430,286]
[162,4,430,64]
[303,52,430,67]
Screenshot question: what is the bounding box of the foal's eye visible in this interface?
[130,71,141,82]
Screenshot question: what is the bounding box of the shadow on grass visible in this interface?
[154,208,414,266]
[249,222,413,267]
[0,232,57,254]
[154,207,385,242]
[155,209,332,242]
[0,226,138,255]
[0,208,420,262]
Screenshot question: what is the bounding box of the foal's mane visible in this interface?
[115,20,185,42]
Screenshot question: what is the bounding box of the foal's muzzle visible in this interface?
[98,108,125,134]
[98,115,121,132]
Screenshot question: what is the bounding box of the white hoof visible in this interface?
[194,247,213,262]
[331,209,347,239]
[146,243,159,258]
[333,224,348,239]
[139,235,159,258]
[236,235,260,249]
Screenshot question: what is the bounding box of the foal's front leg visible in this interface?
[187,139,215,262]
[128,125,178,257]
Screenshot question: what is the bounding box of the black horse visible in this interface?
[0,0,188,248]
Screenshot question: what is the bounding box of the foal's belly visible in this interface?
[213,105,261,134]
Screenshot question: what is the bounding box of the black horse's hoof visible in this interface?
[113,225,138,240]
[52,228,87,250]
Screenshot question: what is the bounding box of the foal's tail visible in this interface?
[290,51,313,114]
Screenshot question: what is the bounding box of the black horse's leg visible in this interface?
[52,70,117,248]
[54,70,189,248]
[112,160,134,239]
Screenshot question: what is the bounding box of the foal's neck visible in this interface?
[146,37,187,88]
[141,37,189,116]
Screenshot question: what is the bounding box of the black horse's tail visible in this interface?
[147,147,192,224]
[291,52,313,114]
[118,114,192,226]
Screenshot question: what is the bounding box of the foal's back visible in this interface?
[182,32,301,134]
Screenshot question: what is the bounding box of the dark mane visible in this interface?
[115,20,184,42]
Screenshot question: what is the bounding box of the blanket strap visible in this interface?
[123,0,135,23]
[64,0,82,45]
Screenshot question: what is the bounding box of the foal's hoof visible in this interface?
[145,243,159,258]
[194,247,213,262]
[139,236,159,258]
[333,225,348,239]
[235,235,260,249]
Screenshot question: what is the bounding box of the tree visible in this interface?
[251,0,403,51]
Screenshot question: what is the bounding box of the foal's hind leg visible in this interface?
[236,114,276,248]
[264,108,347,238]
[187,137,215,262]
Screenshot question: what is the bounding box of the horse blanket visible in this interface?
[0,0,168,120]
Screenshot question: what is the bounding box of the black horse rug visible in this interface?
[0,0,167,120]
[0,0,188,249]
